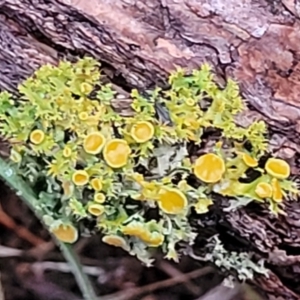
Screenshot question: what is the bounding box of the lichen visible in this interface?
[189,236,269,281]
[0,57,298,267]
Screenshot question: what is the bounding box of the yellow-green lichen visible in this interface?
[0,57,298,265]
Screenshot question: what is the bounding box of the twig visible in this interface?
[26,241,55,260]
[0,243,56,262]
[30,261,105,278]
[0,245,23,257]
[196,280,241,300]
[60,243,97,300]
[98,266,214,300]
[158,260,201,295]
[16,263,81,300]
[0,247,105,279]
[0,272,4,300]
[0,207,45,246]
[0,158,98,300]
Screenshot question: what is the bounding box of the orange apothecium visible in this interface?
[83,132,106,155]
[102,235,127,248]
[103,139,131,168]
[271,178,283,202]
[242,153,258,168]
[51,224,78,243]
[255,182,272,198]
[130,121,155,143]
[94,192,106,203]
[90,178,103,191]
[29,129,45,145]
[158,187,188,214]
[72,170,89,186]
[88,203,105,216]
[265,158,290,180]
[194,153,225,183]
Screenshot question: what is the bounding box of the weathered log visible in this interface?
[1,0,300,299]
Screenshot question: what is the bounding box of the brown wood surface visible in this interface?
[1,1,300,299]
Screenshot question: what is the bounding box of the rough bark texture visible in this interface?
[1,0,300,299]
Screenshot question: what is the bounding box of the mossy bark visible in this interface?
[1,0,300,299]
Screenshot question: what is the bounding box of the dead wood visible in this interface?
[1,0,300,299]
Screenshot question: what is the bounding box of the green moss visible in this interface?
[0,57,298,266]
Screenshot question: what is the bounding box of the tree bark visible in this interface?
[1,0,300,299]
